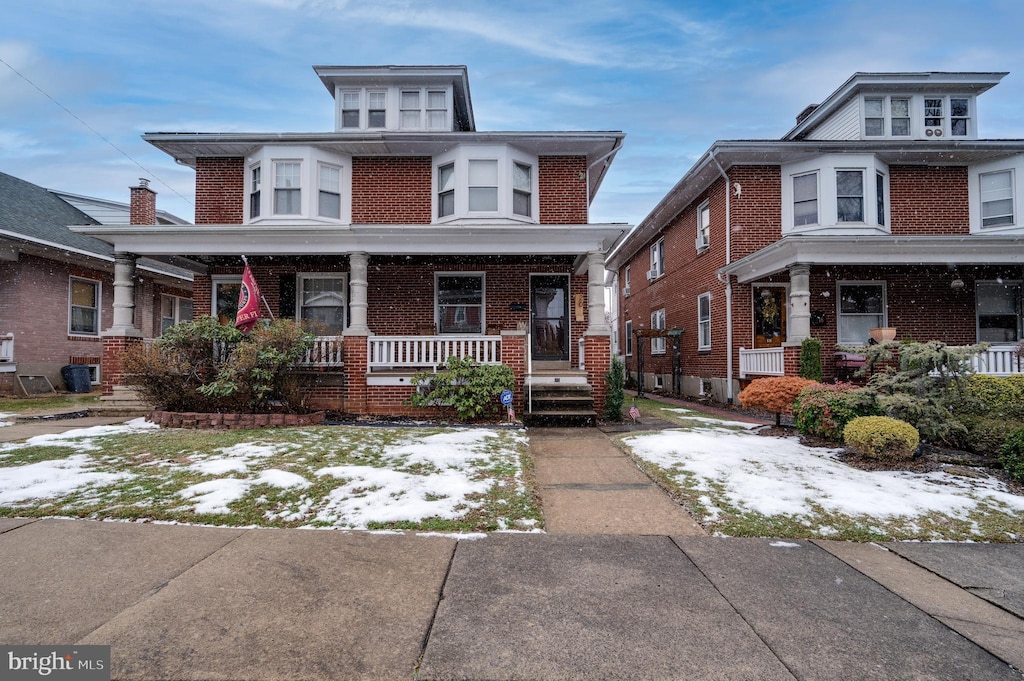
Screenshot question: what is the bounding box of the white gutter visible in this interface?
[709,150,734,403]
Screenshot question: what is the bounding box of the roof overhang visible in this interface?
[71,223,630,261]
[606,139,1024,271]
[719,234,1024,284]
[141,130,626,202]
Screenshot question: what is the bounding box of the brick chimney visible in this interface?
[129,178,157,225]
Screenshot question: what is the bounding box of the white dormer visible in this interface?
[313,65,475,133]
[784,72,1006,142]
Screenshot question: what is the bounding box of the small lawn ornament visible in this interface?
[628,400,641,424]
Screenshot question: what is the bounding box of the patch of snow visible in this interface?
[0,455,133,504]
[0,418,158,453]
[178,468,310,514]
[254,469,311,489]
[665,409,762,429]
[0,412,14,427]
[416,531,488,540]
[187,442,294,476]
[769,541,802,548]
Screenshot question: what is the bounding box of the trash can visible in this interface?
[61,364,92,393]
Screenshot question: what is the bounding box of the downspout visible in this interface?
[710,149,734,403]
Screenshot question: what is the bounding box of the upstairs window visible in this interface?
[649,239,664,279]
[438,163,455,218]
[864,97,885,136]
[890,98,911,136]
[274,162,301,215]
[793,172,818,226]
[400,90,420,129]
[623,265,631,296]
[513,162,532,217]
[876,172,886,226]
[367,91,386,128]
[981,169,1014,228]
[950,98,970,136]
[437,274,484,334]
[924,98,944,133]
[836,170,864,222]
[249,165,261,218]
[651,309,666,355]
[69,277,100,336]
[341,91,360,128]
[468,160,498,212]
[433,146,538,222]
[696,200,710,250]
[318,164,341,219]
[427,90,447,129]
[864,96,910,137]
[698,292,711,350]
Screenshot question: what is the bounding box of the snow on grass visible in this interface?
[178,469,312,514]
[0,418,158,454]
[0,412,13,428]
[625,428,1024,539]
[0,455,132,505]
[663,409,762,430]
[187,442,296,476]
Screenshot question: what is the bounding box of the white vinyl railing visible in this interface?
[0,333,13,364]
[739,347,785,378]
[968,344,1022,376]
[369,335,502,370]
[298,336,344,368]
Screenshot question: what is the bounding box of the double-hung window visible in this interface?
[249,165,261,218]
[876,172,886,226]
[697,293,711,350]
[977,281,1022,343]
[468,160,498,212]
[864,96,910,137]
[274,161,301,215]
[651,309,666,355]
[161,294,193,334]
[367,91,386,128]
[341,91,360,128]
[980,169,1014,228]
[837,283,885,344]
[696,201,710,250]
[836,170,864,222]
[793,172,818,226]
[298,275,347,334]
[623,265,631,296]
[69,277,100,335]
[400,90,421,129]
[426,90,447,129]
[649,239,665,279]
[433,146,537,222]
[437,163,455,218]
[950,98,970,137]
[318,164,341,219]
[437,274,484,334]
[625,320,633,356]
[512,162,532,217]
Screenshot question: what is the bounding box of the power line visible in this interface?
[0,55,194,208]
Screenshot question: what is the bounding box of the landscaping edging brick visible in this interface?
[147,410,326,429]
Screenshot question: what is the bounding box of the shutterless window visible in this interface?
[513,162,531,217]
[698,293,711,350]
[650,239,664,277]
[341,91,360,128]
[299,276,346,334]
[838,283,885,344]
[437,163,455,217]
[250,165,261,218]
[274,162,301,214]
[890,98,910,136]
[318,164,341,219]
[876,172,886,226]
[468,160,498,212]
[426,90,447,129]
[69,277,100,335]
[864,97,884,136]
[161,294,193,334]
[400,90,420,129]
[437,275,483,334]
[925,98,943,129]
[977,281,1021,343]
[651,309,666,354]
[625,320,633,356]
[951,98,970,136]
[837,170,864,222]
[697,200,710,249]
[980,169,1014,228]
[367,91,387,128]
[624,265,631,292]
[793,172,818,225]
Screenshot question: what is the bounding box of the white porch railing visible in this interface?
[739,347,784,378]
[298,336,344,368]
[0,333,13,369]
[369,335,502,371]
[969,344,1022,376]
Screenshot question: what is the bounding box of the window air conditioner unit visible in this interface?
[646,270,655,281]
[623,286,631,297]
[695,236,708,250]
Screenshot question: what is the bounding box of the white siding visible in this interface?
[806,98,861,140]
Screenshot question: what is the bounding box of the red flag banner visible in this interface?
[235,261,263,333]
[628,403,641,422]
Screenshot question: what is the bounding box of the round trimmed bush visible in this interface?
[843,416,920,462]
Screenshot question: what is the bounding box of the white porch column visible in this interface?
[584,251,611,335]
[787,263,811,343]
[108,252,141,336]
[345,251,371,336]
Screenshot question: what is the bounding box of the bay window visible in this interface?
[274,161,301,215]
[433,145,538,222]
[981,169,1014,228]
[513,162,532,217]
[247,147,350,223]
[793,172,818,226]
[468,160,498,212]
[836,170,864,223]
[837,282,886,345]
[249,165,261,218]
[318,164,341,219]
[783,155,888,233]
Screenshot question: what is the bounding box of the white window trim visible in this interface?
[435,271,486,335]
[861,94,913,139]
[623,265,631,297]
[68,276,101,337]
[245,146,352,225]
[296,272,349,334]
[861,94,975,140]
[696,200,710,251]
[651,309,666,355]
[697,292,712,350]
[334,85,453,132]
[782,154,889,235]
[317,162,343,220]
[975,279,1023,344]
[968,156,1023,234]
[211,275,243,326]
[649,239,665,279]
[432,145,539,224]
[625,319,633,356]
[160,294,192,334]
[249,163,262,219]
[836,280,887,345]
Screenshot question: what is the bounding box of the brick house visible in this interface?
[606,72,1024,403]
[0,171,193,394]
[77,65,627,419]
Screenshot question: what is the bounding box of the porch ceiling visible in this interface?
[71,223,629,260]
[721,234,1024,283]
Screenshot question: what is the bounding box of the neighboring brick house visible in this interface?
[77,65,627,418]
[606,72,1024,403]
[0,172,194,394]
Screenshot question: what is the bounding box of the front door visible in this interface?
[531,275,569,361]
[754,286,787,348]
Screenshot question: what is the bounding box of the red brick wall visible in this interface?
[130,186,157,225]
[583,335,611,415]
[501,332,527,415]
[729,166,783,260]
[101,335,142,396]
[351,157,432,224]
[195,157,244,224]
[539,156,588,223]
[889,166,969,235]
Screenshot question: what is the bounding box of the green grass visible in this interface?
[0,393,100,415]
[0,424,543,533]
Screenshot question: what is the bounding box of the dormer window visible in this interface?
[862,94,972,139]
[864,97,910,137]
[333,85,452,131]
[924,96,971,137]
[367,91,386,128]
[433,145,538,223]
[341,92,360,128]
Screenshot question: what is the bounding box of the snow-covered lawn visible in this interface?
[0,420,541,532]
[623,409,1024,541]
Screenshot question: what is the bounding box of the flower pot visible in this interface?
[869,327,897,343]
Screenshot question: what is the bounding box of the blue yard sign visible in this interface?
[500,389,513,406]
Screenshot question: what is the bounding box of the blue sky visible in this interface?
[2,0,1023,227]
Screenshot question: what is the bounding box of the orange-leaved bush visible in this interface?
[738,376,819,427]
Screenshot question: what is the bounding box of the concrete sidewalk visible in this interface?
[1,519,1022,680]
